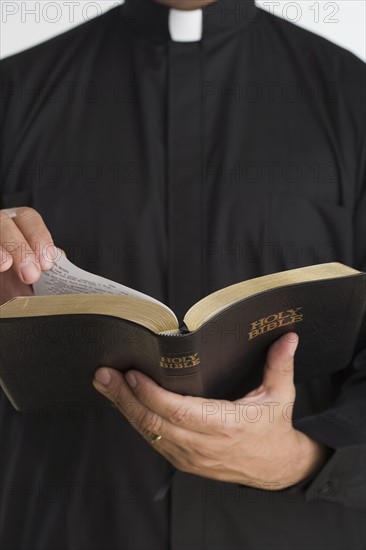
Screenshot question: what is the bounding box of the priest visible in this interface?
[0,1,365,548]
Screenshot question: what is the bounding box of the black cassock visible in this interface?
[0,1,365,549]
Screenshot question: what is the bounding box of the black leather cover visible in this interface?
[0,274,365,410]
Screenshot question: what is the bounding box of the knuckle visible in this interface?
[123,400,140,422]
[18,211,51,237]
[195,456,214,470]
[194,442,217,462]
[177,462,191,474]
[16,207,41,222]
[0,211,12,225]
[178,455,202,474]
[2,241,21,257]
[108,379,125,406]
[0,218,15,241]
[172,455,194,473]
[140,409,163,434]
[189,439,216,466]
[168,402,191,426]
[27,229,47,244]
[281,361,294,375]
[167,454,185,471]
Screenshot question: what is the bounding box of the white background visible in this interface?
[0,1,365,61]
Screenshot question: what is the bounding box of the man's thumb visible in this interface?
[261,332,299,395]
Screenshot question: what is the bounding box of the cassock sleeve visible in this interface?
[292,141,366,510]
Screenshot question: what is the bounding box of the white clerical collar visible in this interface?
[168,8,203,42]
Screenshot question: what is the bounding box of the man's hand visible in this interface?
[93,332,330,489]
[0,206,57,304]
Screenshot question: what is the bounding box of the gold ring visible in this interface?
[150,434,162,445]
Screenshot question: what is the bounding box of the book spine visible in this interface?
[157,333,204,397]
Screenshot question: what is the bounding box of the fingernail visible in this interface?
[48,245,58,261]
[94,368,111,386]
[126,371,137,388]
[20,262,40,283]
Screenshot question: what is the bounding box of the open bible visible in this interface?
[0,250,365,410]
